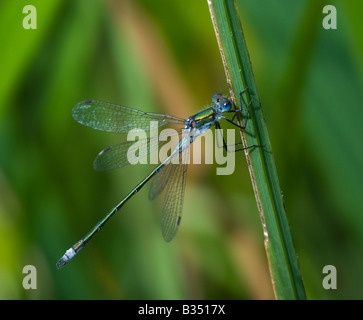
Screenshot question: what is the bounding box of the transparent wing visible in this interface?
[72,100,185,133]
[94,128,184,171]
[159,135,190,242]
[93,138,161,171]
[149,159,174,200]
[148,129,185,200]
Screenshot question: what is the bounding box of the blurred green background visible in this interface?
[0,0,362,299]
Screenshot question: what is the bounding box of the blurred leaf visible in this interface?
[0,0,64,117]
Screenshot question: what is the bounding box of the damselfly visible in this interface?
[56,93,258,268]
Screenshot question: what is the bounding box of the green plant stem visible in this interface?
[208,0,306,299]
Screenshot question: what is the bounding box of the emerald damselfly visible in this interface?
[56,93,257,268]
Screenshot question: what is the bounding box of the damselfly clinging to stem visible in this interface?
[56,92,260,268]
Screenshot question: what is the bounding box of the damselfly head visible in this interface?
[212,93,232,113]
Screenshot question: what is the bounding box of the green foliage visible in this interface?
[208,0,306,299]
[0,0,362,299]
